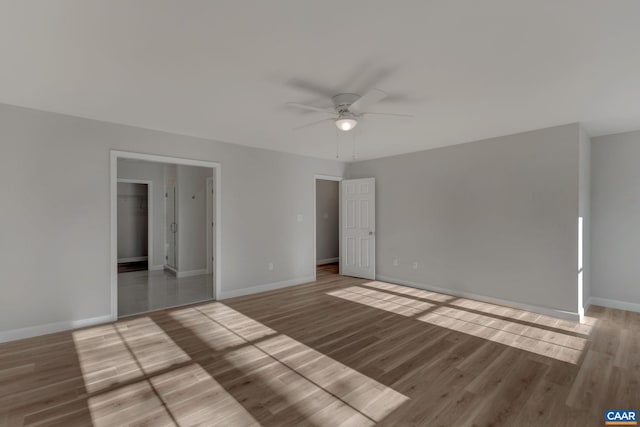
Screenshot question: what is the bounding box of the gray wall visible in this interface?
[116,182,148,260]
[0,103,344,333]
[591,130,640,306]
[117,160,165,268]
[348,124,581,315]
[316,179,339,263]
[177,165,213,272]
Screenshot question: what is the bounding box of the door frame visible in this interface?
[110,150,222,321]
[163,168,178,272]
[116,179,153,268]
[313,174,343,281]
[206,176,214,275]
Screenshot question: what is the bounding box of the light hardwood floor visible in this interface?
[1,264,638,426]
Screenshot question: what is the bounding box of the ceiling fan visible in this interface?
[286,89,412,132]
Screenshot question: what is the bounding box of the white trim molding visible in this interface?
[176,269,208,279]
[219,276,315,300]
[118,256,148,263]
[0,315,113,343]
[315,174,344,182]
[163,265,177,274]
[589,297,640,314]
[206,176,215,275]
[149,264,164,271]
[317,257,339,265]
[376,275,580,321]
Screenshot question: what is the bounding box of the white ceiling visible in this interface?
[1,1,640,161]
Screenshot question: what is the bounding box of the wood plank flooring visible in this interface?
[1,263,638,426]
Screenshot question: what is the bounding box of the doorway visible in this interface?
[116,180,151,273]
[110,151,221,321]
[314,175,342,280]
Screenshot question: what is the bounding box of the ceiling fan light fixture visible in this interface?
[335,117,357,131]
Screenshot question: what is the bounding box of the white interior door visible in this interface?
[341,178,375,280]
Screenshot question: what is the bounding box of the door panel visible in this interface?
[341,178,375,280]
[360,199,370,228]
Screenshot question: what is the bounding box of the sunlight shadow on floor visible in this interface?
[417,307,586,364]
[449,298,595,335]
[327,282,588,364]
[194,302,410,423]
[72,318,190,394]
[72,302,409,426]
[83,362,261,426]
[360,281,455,303]
[358,281,595,335]
[73,318,260,426]
[149,363,260,426]
[328,286,435,316]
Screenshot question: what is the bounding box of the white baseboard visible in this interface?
[118,256,148,263]
[149,264,164,271]
[317,257,339,266]
[176,269,208,278]
[164,265,177,274]
[0,314,114,344]
[589,297,640,314]
[376,275,580,321]
[220,276,315,299]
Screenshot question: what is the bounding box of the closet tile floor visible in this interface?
[118,270,213,317]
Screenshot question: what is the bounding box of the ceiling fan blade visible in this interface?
[362,112,414,118]
[293,118,334,130]
[353,67,395,95]
[286,78,336,97]
[286,102,336,115]
[348,88,388,114]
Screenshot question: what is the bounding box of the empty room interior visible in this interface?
[1,2,640,426]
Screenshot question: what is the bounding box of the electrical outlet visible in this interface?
[412,261,419,270]
[297,214,304,222]
[268,262,274,271]
[393,258,399,267]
